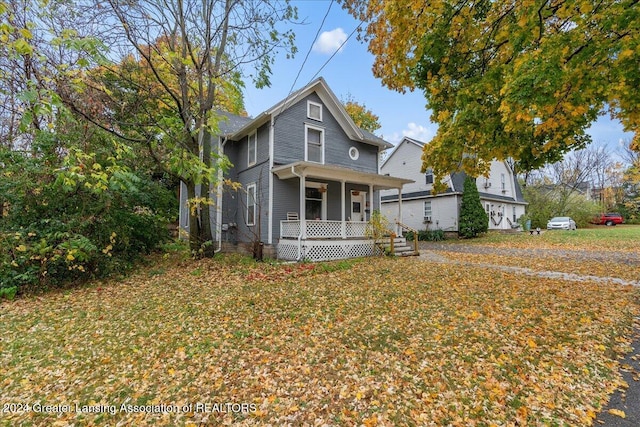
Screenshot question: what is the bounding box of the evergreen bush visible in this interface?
[459,176,489,238]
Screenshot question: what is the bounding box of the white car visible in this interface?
[547,216,577,230]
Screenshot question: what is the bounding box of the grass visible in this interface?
[445,224,640,251]
[0,242,639,426]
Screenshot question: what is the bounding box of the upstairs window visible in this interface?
[501,173,506,191]
[305,125,324,164]
[307,101,323,121]
[248,131,257,166]
[425,169,434,185]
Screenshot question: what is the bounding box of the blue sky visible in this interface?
[242,0,633,153]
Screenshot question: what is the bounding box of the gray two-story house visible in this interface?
[179,77,412,261]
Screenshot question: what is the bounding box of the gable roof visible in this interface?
[215,110,253,135]
[381,136,426,169]
[381,136,527,204]
[217,77,392,149]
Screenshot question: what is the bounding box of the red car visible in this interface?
[592,213,624,226]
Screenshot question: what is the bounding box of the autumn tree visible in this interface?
[0,1,176,292]
[524,145,625,212]
[619,140,640,221]
[342,94,381,134]
[61,0,298,256]
[340,0,640,192]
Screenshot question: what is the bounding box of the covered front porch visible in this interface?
[272,162,412,261]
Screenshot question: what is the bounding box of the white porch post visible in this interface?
[300,172,306,239]
[397,187,403,235]
[368,184,374,221]
[341,180,346,239]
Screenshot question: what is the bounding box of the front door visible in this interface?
[350,191,366,222]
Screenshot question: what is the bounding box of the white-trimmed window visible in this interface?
[307,101,323,121]
[501,173,506,191]
[305,125,324,164]
[248,131,257,166]
[423,200,432,220]
[246,183,256,226]
[425,169,434,185]
[305,182,327,220]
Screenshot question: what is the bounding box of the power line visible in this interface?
[308,18,365,83]
[274,0,335,121]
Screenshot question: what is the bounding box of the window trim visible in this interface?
[305,182,327,220]
[247,131,257,167]
[423,200,432,220]
[305,124,325,164]
[246,183,256,226]
[307,100,323,121]
[425,169,434,185]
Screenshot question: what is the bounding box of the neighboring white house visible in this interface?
[380,137,527,232]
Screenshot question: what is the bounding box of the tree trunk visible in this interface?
[199,133,216,257]
[185,181,201,254]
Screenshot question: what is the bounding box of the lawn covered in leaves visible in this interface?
[1,249,639,426]
[455,224,640,252]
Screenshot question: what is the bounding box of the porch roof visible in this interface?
[272,161,414,190]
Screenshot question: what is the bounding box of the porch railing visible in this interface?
[280,220,370,239]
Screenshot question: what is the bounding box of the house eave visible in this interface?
[272,161,413,189]
[226,112,271,140]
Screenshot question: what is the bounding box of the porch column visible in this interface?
[341,180,346,239]
[368,184,374,221]
[300,173,306,239]
[397,187,403,235]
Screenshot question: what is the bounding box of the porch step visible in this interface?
[379,237,420,257]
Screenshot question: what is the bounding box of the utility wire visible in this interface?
[308,17,365,83]
[273,0,335,122]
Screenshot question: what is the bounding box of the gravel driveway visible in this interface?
[417,242,640,287]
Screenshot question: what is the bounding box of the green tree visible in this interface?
[56,0,297,257]
[459,176,488,238]
[342,95,381,134]
[522,185,600,229]
[340,0,640,191]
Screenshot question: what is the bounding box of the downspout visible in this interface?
[215,136,230,254]
[289,165,304,261]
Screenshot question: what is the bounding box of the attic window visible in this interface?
[307,101,323,121]
[425,169,434,185]
[348,146,359,160]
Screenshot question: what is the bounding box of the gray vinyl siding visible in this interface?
[272,177,299,239]
[271,180,381,239]
[220,124,271,244]
[273,93,378,173]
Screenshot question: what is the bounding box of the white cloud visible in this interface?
[312,28,347,55]
[388,122,434,144]
[403,122,434,141]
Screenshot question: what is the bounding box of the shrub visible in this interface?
[522,185,601,228]
[0,286,18,301]
[406,229,446,241]
[0,143,175,295]
[459,176,489,238]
